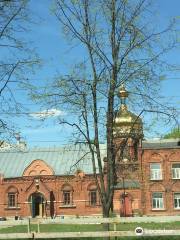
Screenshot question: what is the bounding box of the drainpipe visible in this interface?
[122,177,126,217]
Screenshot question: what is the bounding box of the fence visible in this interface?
[0,217,180,239]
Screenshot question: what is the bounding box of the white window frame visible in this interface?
[150,163,162,180]
[152,192,164,209]
[8,193,16,208]
[174,193,180,209]
[172,163,180,179]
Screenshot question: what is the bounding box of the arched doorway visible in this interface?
[29,193,46,218]
[120,193,132,217]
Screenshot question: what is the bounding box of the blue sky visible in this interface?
[7,0,180,146]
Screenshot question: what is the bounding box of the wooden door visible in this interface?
[120,194,132,217]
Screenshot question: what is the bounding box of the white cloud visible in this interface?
[29,108,64,119]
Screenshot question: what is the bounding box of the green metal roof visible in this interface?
[142,138,180,149]
[0,144,106,178]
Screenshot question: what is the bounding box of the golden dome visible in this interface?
[114,85,143,138]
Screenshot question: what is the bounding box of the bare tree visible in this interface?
[0,0,38,140]
[31,0,179,218]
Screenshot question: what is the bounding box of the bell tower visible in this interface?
[113,85,143,181]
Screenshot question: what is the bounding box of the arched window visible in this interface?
[6,186,18,208]
[87,183,99,206]
[61,184,73,206]
[90,190,97,206]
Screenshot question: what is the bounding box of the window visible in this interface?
[6,186,18,208]
[61,184,73,206]
[63,191,71,205]
[150,163,162,180]
[152,192,164,209]
[172,163,180,179]
[174,193,180,209]
[8,193,16,207]
[87,183,99,207]
[90,190,97,206]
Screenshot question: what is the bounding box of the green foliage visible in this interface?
[163,128,180,139]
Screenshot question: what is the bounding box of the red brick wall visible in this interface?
[142,148,180,216]
[113,189,142,216]
[0,146,179,218]
[0,175,102,218]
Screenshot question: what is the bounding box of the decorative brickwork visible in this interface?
[23,159,54,176]
[0,173,102,218]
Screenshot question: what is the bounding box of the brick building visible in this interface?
[112,86,180,217]
[0,86,179,218]
[112,139,180,217]
[0,144,106,218]
[141,140,180,216]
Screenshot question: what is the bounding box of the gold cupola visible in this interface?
[113,85,143,138]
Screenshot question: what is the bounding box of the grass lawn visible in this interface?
[0,221,180,233]
[115,221,180,231]
[0,222,180,239]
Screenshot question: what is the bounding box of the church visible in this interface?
[0,86,179,218]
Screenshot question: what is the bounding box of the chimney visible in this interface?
[19,141,27,150]
[15,133,21,145]
[15,133,27,150]
[0,174,4,184]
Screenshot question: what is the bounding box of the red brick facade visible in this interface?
[0,169,102,218]
[141,147,180,216]
[0,140,179,218]
[112,142,180,217]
